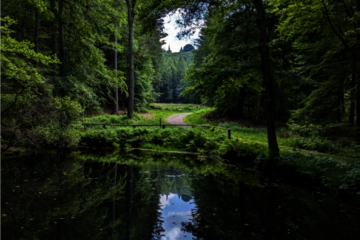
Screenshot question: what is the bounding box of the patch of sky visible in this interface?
[161,9,201,53]
[157,193,196,240]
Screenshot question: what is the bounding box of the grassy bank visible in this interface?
[185,108,360,161]
[76,126,360,197]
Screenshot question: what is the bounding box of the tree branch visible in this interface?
[1,93,20,116]
[321,0,354,56]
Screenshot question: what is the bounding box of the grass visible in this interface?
[79,103,206,127]
[185,108,360,162]
[72,104,359,162]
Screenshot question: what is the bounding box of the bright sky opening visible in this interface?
[161,10,200,53]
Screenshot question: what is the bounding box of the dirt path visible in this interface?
[166,113,192,125]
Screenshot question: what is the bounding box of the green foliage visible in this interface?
[80,129,119,148]
[150,103,206,112]
[156,51,196,103]
[280,151,360,191]
[78,126,270,168]
[285,123,360,158]
[186,108,360,158]
[184,108,214,125]
[1,16,58,105]
[1,16,59,71]
[0,0,129,148]
[1,0,163,149]
[83,115,133,125]
[218,140,267,165]
[342,163,360,195]
[133,32,164,111]
[29,125,81,148]
[182,1,291,118]
[270,0,357,124]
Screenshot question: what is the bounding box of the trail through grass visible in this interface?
[78,104,207,127]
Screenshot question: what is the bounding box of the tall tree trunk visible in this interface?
[349,67,355,124]
[357,0,360,125]
[237,87,246,118]
[34,10,39,68]
[51,0,57,75]
[254,81,262,122]
[337,78,344,123]
[58,0,65,78]
[254,0,279,155]
[114,33,119,114]
[126,0,136,119]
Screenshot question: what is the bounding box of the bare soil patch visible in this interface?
[141,113,154,119]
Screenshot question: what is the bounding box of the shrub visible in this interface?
[288,136,339,153]
[342,162,360,195]
[80,129,119,148]
[218,140,267,165]
[28,124,81,149]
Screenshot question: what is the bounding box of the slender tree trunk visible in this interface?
[125,166,133,240]
[350,68,355,124]
[350,100,355,124]
[237,87,246,118]
[51,0,57,75]
[357,0,360,125]
[58,0,65,78]
[254,0,279,155]
[126,0,135,119]
[122,92,127,110]
[337,78,344,123]
[34,10,39,68]
[114,33,119,114]
[254,81,262,122]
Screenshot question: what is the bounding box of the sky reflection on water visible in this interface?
[159,193,195,240]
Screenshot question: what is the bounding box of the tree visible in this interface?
[125,0,137,119]
[254,0,279,155]
[1,0,128,148]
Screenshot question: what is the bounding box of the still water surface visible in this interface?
[2,150,360,240]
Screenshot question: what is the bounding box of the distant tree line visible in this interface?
[156,44,200,103]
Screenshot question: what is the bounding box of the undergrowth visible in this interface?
[185,109,360,159]
[79,127,266,165]
[278,152,360,196]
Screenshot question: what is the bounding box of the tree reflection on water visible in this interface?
[2,150,360,240]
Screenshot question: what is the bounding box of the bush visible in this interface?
[28,124,81,149]
[80,129,119,148]
[342,162,360,195]
[288,136,339,153]
[218,140,267,165]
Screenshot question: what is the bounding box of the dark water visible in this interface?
[2,150,360,240]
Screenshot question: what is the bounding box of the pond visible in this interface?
[2,150,360,240]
